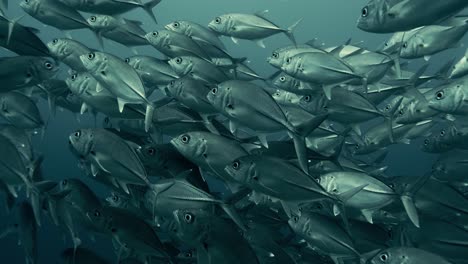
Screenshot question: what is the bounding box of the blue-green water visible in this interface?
[0,0,466,263]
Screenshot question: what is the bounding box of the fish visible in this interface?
[145,30,212,61]
[20,0,89,31]
[61,247,111,264]
[0,56,57,91]
[367,247,453,264]
[68,128,150,192]
[87,15,147,48]
[165,20,226,51]
[208,10,302,47]
[79,51,153,131]
[357,0,468,33]
[47,38,91,72]
[60,0,161,24]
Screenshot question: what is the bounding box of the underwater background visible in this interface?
[0,0,466,263]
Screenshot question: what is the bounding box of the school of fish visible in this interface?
[0,0,467,263]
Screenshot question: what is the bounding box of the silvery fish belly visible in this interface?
[2,0,468,264]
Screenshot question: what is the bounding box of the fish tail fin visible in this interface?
[435,59,454,80]
[400,172,432,228]
[143,0,162,24]
[289,112,328,174]
[27,156,44,226]
[382,96,404,143]
[5,14,25,45]
[0,0,7,13]
[285,18,302,46]
[144,103,154,132]
[332,184,369,237]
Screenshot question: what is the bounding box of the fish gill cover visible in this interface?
[0,0,467,263]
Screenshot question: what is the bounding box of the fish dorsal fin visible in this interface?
[254,10,270,20]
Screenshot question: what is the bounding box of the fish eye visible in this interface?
[379,253,389,262]
[94,210,101,217]
[436,91,444,100]
[112,195,119,202]
[424,139,429,145]
[361,6,368,17]
[71,74,77,81]
[61,180,68,186]
[124,58,130,63]
[87,53,95,60]
[52,38,58,44]
[279,76,286,82]
[185,252,192,258]
[74,130,81,138]
[152,31,158,36]
[440,130,445,136]
[304,95,311,102]
[354,144,360,150]
[384,42,388,47]
[398,109,404,116]
[385,104,391,111]
[317,204,323,209]
[103,117,110,124]
[175,57,182,64]
[214,17,221,24]
[232,160,240,170]
[170,80,175,86]
[272,52,278,58]
[173,22,180,28]
[44,61,54,70]
[147,147,155,155]
[181,134,190,144]
[184,213,194,223]
[292,216,299,222]
[403,42,408,48]
[211,87,218,94]
[286,58,291,64]
[90,16,96,22]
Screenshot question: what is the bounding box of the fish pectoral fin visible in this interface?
[361,209,374,224]
[254,39,266,48]
[257,134,269,148]
[117,98,127,113]
[229,120,238,134]
[80,103,88,115]
[231,36,239,44]
[117,180,130,194]
[401,195,419,228]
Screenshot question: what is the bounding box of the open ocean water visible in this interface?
[0,0,467,263]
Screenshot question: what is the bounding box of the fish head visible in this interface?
[165,20,189,35]
[298,93,325,114]
[368,248,403,264]
[30,57,58,82]
[87,15,112,30]
[170,132,206,163]
[105,192,126,208]
[85,207,108,232]
[66,72,92,95]
[400,35,426,59]
[47,38,71,60]
[208,15,230,35]
[80,52,106,73]
[124,56,140,69]
[272,89,301,105]
[428,84,463,113]
[357,0,396,33]
[19,0,40,15]
[280,54,302,77]
[420,135,439,152]
[165,77,184,98]
[393,100,416,124]
[171,208,209,243]
[168,56,192,76]
[272,73,298,91]
[449,55,468,79]
[224,155,257,184]
[68,128,93,157]
[267,49,284,68]
[145,30,170,47]
[207,81,234,115]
